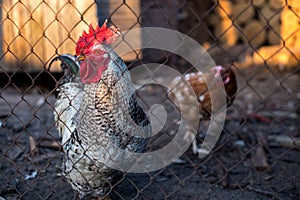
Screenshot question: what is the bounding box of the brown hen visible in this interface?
[169,66,237,156]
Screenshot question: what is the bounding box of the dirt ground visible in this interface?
[0,62,299,200]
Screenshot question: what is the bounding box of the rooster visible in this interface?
[169,66,237,156]
[51,21,150,199]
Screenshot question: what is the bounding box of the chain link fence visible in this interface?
[0,0,299,199]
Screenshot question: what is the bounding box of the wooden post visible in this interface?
[281,0,300,49]
[215,0,238,46]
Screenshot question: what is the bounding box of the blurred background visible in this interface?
[0,0,299,199]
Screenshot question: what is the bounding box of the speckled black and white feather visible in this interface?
[52,48,150,198]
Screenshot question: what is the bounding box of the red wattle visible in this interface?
[80,59,109,84]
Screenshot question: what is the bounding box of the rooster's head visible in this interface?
[75,20,120,84]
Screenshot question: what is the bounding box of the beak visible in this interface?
[76,55,86,62]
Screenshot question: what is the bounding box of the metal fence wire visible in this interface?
[0,0,299,199]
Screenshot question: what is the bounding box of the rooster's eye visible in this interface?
[93,49,102,55]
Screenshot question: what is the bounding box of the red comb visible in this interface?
[75,20,120,55]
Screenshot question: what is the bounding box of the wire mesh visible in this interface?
[0,0,299,199]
